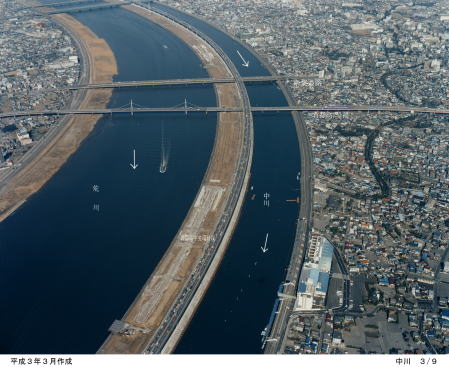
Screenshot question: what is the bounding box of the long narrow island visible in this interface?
[98,3,253,354]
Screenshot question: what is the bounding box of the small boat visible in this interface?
[160,122,170,174]
[159,162,167,173]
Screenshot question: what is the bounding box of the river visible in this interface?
[151,3,301,354]
[0,1,300,354]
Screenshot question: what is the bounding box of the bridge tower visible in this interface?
[130,99,134,116]
[184,98,188,116]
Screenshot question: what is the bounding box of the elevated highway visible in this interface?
[96,2,254,354]
[19,0,100,10]
[257,105,449,113]
[66,75,303,90]
[14,75,314,97]
[136,3,254,354]
[2,105,449,120]
[46,1,131,14]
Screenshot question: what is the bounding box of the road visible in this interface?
[124,2,254,354]
[20,0,99,10]
[46,2,130,14]
[263,109,314,353]
[2,104,449,120]
[65,75,296,89]
[433,244,449,312]
[329,241,350,312]
[261,39,315,352]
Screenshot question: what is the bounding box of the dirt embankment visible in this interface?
[0,13,117,222]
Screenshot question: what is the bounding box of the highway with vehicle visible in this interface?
[108,2,254,353]
[2,104,448,120]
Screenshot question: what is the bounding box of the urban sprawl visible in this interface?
[1,0,449,354]
[0,1,79,172]
[162,0,449,354]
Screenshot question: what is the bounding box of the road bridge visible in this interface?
[66,75,307,90]
[19,0,100,10]
[2,105,449,119]
[255,106,449,114]
[16,75,314,96]
[46,1,131,14]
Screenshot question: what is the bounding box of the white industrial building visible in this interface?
[294,234,333,311]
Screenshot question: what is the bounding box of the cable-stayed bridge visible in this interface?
[2,99,448,120]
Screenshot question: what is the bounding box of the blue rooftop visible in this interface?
[310,268,320,284]
[298,282,307,293]
[317,272,330,293]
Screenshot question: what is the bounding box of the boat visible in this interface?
[159,160,167,173]
[159,122,170,173]
[261,296,280,349]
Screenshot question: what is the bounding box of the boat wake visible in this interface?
[159,123,170,173]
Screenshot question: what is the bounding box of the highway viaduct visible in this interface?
[46,2,132,14]
[2,105,449,120]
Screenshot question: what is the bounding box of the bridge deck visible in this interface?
[1,105,448,119]
[68,75,298,90]
[20,0,100,10]
[46,2,130,14]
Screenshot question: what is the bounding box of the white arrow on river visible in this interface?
[130,149,138,170]
[261,232,269,253]
[236,50,250,67]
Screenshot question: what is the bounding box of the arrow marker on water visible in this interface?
[261,233,269,253]
[237,50,250,67]
[130,149,138,170]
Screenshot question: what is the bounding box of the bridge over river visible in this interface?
[46,1,131,14]
[1,105,449,120]
[66,75,311,90]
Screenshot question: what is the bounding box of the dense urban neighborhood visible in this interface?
[0,1,79,171]
[1,0,449,356]
[162,0,449,353]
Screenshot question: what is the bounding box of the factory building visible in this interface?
[294,234,333,311]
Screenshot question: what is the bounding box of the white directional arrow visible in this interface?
[130,149,138,170]
[236,50,250,67]
[261,232,269,253]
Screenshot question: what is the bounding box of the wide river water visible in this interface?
[0,1,300,353]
